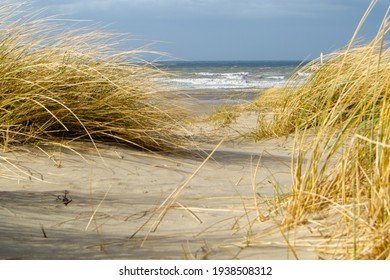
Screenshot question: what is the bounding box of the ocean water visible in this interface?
[157,61,303,90]
[156,61,304,107]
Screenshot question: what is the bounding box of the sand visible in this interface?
[0,110,324,260]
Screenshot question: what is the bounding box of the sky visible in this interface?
[14,0,390,61]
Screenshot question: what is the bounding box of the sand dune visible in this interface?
[0,117,323,260]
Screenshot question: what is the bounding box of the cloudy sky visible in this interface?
[21,0,390,60]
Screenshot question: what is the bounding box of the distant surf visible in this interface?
[157,61,305,90]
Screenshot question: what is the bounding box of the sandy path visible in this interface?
[0,110,322,260]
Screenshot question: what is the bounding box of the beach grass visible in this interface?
[2,0,390,260]
[248,4,390,259]
[0,1,189,154]
[208,87,287,129]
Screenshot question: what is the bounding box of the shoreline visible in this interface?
[163,88,264,116]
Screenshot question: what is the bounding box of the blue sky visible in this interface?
[23,0,390,60]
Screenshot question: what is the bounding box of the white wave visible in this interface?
[157,76,287,89]
[168,77,247,88]
[195,72,250,78]
[267,75,285,80]
[297,72,311,77]
[155,66,293,89]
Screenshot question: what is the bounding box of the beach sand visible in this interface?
[0,107,324,260]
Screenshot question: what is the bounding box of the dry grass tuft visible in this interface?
[207,104,243,128]
[208,87,288,131]
[0,1,189,153]
[250,3,390,259]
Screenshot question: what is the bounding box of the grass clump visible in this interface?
[207,104,243,128]
[0,1,188,152]
[251,3,390,259]
[208,87,288,130]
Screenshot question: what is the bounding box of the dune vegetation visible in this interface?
[1,0,389,260]
[249,4,390,259]
[0,1,188,153]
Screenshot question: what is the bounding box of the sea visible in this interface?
[156,60,305,105]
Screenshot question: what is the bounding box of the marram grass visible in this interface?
[0,1,188,152]
[251,11,389,259]
[208,87,287,130]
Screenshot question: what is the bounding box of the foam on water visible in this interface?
[157,61,304,90]
[157,71,289,89]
